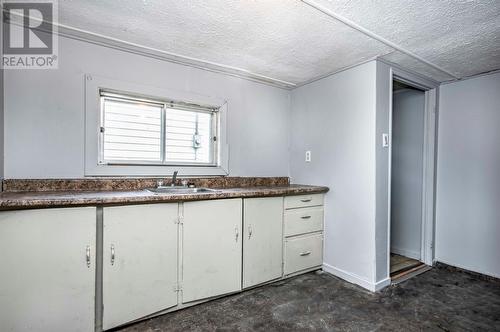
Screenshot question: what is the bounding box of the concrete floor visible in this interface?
[117,264,500,331]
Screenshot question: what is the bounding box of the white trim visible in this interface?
[322,263,390,292]
[436,259,500,280]
[420,88,437,266]
[300,0,458,80]
[322,263,373,291]
[84,74,229,177]
[377,58,441,87]
[390,65,440,90]
[294,56,382,88]
[390,247,420,261]
[374,277,391,291]
[295,56,437,90]
[386,70,394,284]
[440,68,500,85]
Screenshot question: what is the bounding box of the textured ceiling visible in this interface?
[57,0,500,86]
[315,0,500,81]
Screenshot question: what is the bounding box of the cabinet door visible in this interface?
[0,207,96,332]
[182,199,242,303]
[243,197,283,288]
[103,204,178,330]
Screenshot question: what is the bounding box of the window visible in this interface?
[99,91,218,166]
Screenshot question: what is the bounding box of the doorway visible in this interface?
[390,80,427,280]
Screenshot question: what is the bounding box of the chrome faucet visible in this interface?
[171,171,178,187]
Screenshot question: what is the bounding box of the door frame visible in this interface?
[388,67,439,271]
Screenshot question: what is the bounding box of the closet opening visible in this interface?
[389,79,430,282]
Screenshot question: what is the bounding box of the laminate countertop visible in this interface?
[0,185,329,210]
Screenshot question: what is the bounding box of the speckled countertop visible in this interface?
[0,184,329,210]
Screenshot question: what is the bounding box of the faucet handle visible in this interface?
[181,179,188,187]
[157,180,164,188]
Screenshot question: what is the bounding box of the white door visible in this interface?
[243,197,283,288]
[182,199,242,303]
[102,204,178,330]
[0,207,96,332]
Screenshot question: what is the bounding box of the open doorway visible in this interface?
[390,80,428,281]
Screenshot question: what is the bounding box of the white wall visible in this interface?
[290,61,379,290]
[3,34,290,178]
[390,89,425,259]
[436,72,500,278]
[374,61,391,283]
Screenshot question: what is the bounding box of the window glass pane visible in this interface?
[165,108,213,164]
[102,98,162,162]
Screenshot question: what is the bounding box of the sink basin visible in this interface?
[146,187,220,194]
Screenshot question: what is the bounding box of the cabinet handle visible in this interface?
[301,215,312,219]
[300,199,312,202]
[300,251,312,256]
[235,227,239,242]
[248,225,253,239]
[86,246,91,268]
[110,244,115,266]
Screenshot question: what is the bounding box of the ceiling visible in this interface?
[57,0,500,88]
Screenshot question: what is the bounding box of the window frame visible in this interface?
[98,91,219,167]
[85,74,229,177]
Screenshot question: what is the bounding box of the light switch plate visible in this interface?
[305,150,311,162]
[382,133,389,148]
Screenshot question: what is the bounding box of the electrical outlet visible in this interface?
[305,150,311,162]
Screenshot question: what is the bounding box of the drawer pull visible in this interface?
[300,251,312,256]
[300,199,312,202]
[301,215,312,219]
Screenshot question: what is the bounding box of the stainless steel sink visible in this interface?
[146,186,220,194]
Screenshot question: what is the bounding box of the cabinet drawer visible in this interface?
[284,233,323,275]
[284,206,324,237]
[284,194,323,209]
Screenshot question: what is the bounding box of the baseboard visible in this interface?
[374,277,391,291]
[322,263,390,292]
[436,259,500,279]
[391,247,421,260]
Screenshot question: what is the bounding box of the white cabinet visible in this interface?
[0,193,324,331]
[243,197,283,288]
[284,206,324,237]
[182,199,242,303]
[284,233,323,275]
[283,194,325,276]
[0,207,96,332]
[284,194,324,209]
[102,204,178,330]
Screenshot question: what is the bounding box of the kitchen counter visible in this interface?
[0,184,329,210]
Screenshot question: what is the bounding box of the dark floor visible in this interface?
[118,264,500,332]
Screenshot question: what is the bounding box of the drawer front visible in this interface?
[284,194,324,209]
[284,206,324,237]
[284,233,323,275]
